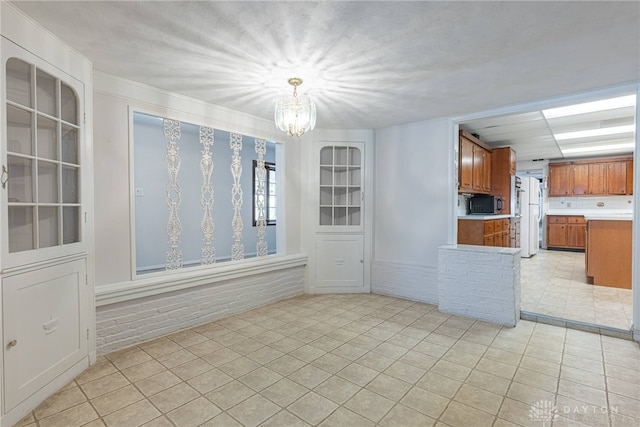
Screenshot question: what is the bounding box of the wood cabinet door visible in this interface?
[547,223,567,247]
[484,234,495,246]
[588,163,607,195]
[572,164,589,195]
[548,164,571,196]
[627,160,634,195]
[607,161,627,194]
[472,146,484,191]
[459,138,474,191]
[567,224,586,249]
[482,149,492,192]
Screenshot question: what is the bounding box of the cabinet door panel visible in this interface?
[472,146,484,191]
[482,149,491,192]
[459,138,474,191]
[627,160,634,195]
[572,164,589,195]
[3,259,88,411]
[315,235,364,289]
[588,163,607,195]
[549,164,571,196]
[607,162,627,194]
[567,224,586,249]
[547,223,567,247]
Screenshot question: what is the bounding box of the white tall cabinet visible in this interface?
[1,5,94,426]
[307,134,373,294]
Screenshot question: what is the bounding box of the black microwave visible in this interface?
[469,195,503,214]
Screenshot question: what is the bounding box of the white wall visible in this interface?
[92,73,307,351]
[372,118,455,303]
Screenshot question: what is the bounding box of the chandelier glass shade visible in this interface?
[274,77,316,137]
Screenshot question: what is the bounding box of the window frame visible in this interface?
[252,160,276,226]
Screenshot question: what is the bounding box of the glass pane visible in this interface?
[348,188,361,206]
[61,82,78,124]
[37,115,58,160]
[7,155,33,203]
[37,161,58,203]
[36,68,57,116]
[7,105,32,155]
[62,125,78,164]
[334,187,347,205]
[8,206,35,252]
[320,166,333,185]
[348,167,361,186]
[348,207,361,226]
[320,187,332,205]
[6,58,31,107]
[334,207,347,225]
[349,147,361,166]
[320,147,333,165]
[319,207,333,225]
[334,167,347,185]
[38,206,59,248]
[62,166,79,203]
[63,206,80,244]
[335,147,348,165]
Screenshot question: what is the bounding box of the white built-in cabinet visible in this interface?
[1,12,92,425]
[314,143,367,292]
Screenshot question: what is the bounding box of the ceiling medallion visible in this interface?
[274,77,316,137]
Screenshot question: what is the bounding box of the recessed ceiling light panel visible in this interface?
[554,124,635,141]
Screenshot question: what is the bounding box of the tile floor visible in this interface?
[17,293,640,427]
[521,249,633,330]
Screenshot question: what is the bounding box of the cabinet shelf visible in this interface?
[319,145,363,227]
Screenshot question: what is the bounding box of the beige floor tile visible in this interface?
[261,378,308,407]
[135,371,182,396]
[366,371,413,401]
[318,407,374,427]
[199,413,244,427]
[75,360,118,385]
[287,391,338,425]
[440,401,496,427]
[400,387,450,419]
[513,367,559,393]
[110,349,153,370]
[121,359,166,383]
[412,341,449,358]
[558,379,608,408]
[204,380,255,410]
[357,351,396,371]
[14,412,35,427]
[378,404,436,427]
[187,367,234,393]
[398,350,438,370]
[454,383,503,415]
[265,354,306,376]
[171,358,214,381]
[416,371,462,398]
[218,356,261,378]
[229,338,264,356]
[498,397,538,427]
[384,360,426,384]
[269,337,305,353]
[561,365,606,390]
[148,382,200,413]
[290,344,326,363]
[430,359,472,382]
[245,346,284,365]
[261,410,311,427]
[373,342,409,359]
[201,348,241,367]
[607,377,640,400]
[166,396,221,427]
[238,366,282,391]
[90,384,145,416]
[506,381,555,407]
[34,386,87,420]
[102,400,160,427]
[337,363,379,386]
[227,394,281,427]
[288,365,331,389]
[79,372,130,399]
[38,402,99,427]
[185,340,224,357]
[314,376,360,404]
[344,389,395,422]
[156,349,198,369]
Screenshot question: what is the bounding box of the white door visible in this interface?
[3,259,88,411]
[316,234,364,290]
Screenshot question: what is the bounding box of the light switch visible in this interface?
[135,188,144,197]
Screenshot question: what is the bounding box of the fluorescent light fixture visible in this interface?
[543,95,636,119]
[554,125,635,141]
[561,142,635,155]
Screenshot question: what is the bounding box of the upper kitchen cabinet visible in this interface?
[548,157,633,197]
[458,130,491,194]
[548,163,572,196]
[491,147,516,215]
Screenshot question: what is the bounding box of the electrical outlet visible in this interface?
[135,188,144,197]
[566,202,571,207]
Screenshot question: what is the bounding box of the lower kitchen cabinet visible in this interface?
[458,217,514,247]
[547,215,586,250]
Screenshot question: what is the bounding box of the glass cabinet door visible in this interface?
[4,57,82,254]
[319,145,362,227]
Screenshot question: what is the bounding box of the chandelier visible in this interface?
[274,77,316,137]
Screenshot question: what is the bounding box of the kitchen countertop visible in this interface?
[546,209,633,221]
[457,214,512,220]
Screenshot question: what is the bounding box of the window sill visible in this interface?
[96,254,308,306]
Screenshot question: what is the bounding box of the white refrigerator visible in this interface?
[519,176,541,257]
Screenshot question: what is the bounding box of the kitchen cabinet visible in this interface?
[548,164,572,196]
[586,219,631,289]
[491,147,516,215]
[588,163,607,195]
[548,157,633,197]
[458,217,511,247]
[571,164,589,195]
[458,131,491,194]
[606,161,627,194]
[547,215,585,250]
[627,160,634,195]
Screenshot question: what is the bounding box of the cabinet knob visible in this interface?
[7,339,17,348]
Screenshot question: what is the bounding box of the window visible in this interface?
[253,161,276,226]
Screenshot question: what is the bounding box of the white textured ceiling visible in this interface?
[10,1,640,152]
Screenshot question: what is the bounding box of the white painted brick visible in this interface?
[96,266,305,354]
[371,261,438,304]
